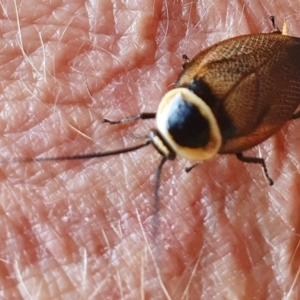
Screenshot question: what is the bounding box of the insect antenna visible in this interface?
[152,156,168,240]
[10,139,152,163]
[10,132,171,240]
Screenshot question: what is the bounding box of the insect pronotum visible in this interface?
[12,16,300,209]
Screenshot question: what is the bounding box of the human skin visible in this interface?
[1,0,300,299]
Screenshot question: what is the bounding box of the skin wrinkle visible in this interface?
[0,0,300,299]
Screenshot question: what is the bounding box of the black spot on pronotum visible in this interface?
[167,97,210,148]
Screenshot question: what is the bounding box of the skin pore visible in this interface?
[1,0,300,298]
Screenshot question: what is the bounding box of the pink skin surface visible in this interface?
[1,0,300,299]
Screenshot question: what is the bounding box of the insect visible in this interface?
[16,16,300,205]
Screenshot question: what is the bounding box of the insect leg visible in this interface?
[185,163,199,173]
[236,152,274,186]
[103,112,156,124]
[291,111,300,119]
[181,54,190,70]
[270,16,281,33]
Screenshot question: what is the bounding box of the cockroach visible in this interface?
[15,16,300,207]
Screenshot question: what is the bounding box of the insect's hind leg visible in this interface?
[270,16,281,33]
[236,152,274,186]
[103,112,156,124]
[270,15,288,36]
[291,110,300,120]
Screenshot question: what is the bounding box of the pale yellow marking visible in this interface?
[282,20,288,36]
